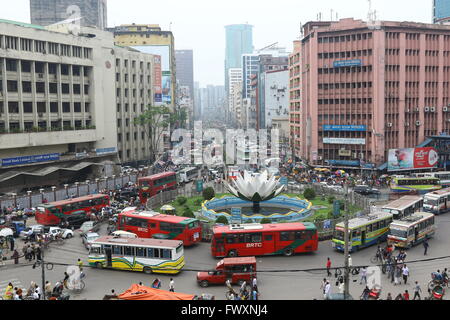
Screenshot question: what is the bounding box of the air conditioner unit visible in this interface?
[416,121,422,126]
[38,73,44,78]
[405,122,410,127]
[431,107,436,113]
[444,107,449,112]
[425,107,430,112]
[353,153,358,158]
[387,123,393,127]
[406,109,411,113]
[415,107,420,112]
[318,156,323,160]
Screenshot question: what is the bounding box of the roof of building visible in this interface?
[0,18,46,30]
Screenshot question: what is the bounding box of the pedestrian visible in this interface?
[361,286,370,300]
[77,258,83,271]
[45,281,52,299]
[30,243,36,260]
[403,290,410,300]
[26,245,33,262]
[252,277,258,292]
[11,249,19,265]
[386,293,393,300]
[36,245,42,261]
[63,272,70,289]
[413,281,422,300]
[402,264,410,285]
[35,285,42,299]
[320,278,327,296]
[423,239,429,255]
[169,278,175,292]
[9,237,14,251]
[394,266,402,286]
[326,257,332,277]
[395,293,404,300]
[348,255,353,268]
[323,280,331,300]
[32,289,40,300]
[360,267,368,285]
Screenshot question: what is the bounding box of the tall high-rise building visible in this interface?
[433,0,450,24]
[30,0,108,29]
[289,41,302,160]
[175,50,195,117]
[298,18,450,168]
[224,24,253,94]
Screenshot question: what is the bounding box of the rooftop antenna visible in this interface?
[331,9,334,21]
[367,0,375,23]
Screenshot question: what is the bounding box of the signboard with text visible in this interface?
[323,138,366,145]
[231,207,242,224]
[1,153,60,167]
[323,125,367,132]
[333,59,362,68]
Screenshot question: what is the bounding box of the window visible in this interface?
[112,246,122,255]
[62,103,71,113]
[135,247,146,257]
[23,102,33,113]
[124,246,134,256]
[22,81,32,93]
[251,233,262,243]
[7,81,18,92]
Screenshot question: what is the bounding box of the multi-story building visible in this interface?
[0,20,118,192]
[230,81,243,126]
[30,0,108,29]
[247,74,258,129]
[114,47,156,166]
[258,55,288,129]
[289,40,302,160]
[109,24,176,110]
[242,54,260,99]
[264,70,289,129]
[175,50,194,121]
[299,18,450,168]
[228,68,242,124]
[433,0,450,24]
[225,24,253,95]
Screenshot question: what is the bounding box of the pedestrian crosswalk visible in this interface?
[0,278,24,294]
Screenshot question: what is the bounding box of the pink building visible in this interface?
[296,18,450,168]
[289,41,301,158]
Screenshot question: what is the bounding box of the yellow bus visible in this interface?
[88,236,185,274]
[388,212,435,249]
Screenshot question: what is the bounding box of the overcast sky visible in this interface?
[1,0,432,87]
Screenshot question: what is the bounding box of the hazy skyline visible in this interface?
[0,0,433,86]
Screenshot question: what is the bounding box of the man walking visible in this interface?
[323,280,331,300]
[423,239,429,256]
[360,267,368,285]
[402,264,410,285]
[326,258,332,277]
[169,278,175,292]
[413,281,422,300]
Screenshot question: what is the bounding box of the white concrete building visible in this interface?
[0,20,122,192]
[264,69,289,128]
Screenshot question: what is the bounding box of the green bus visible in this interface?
[389,176,441,195]
[332,212,394,252]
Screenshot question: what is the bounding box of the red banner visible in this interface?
[413,147,439,169]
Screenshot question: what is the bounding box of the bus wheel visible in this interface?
[96,262,103,269]
[143,267,153,274]
[200,280,209,288]
[228,250,238,258]
[284,248,294,257]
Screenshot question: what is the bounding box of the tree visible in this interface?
[133,105,180,163]
[303,188,316,201]
[203,187,215,201]
[182,207,195,218]
[176,196,187,205]
[216,216,229,225]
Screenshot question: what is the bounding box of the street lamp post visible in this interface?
[12,193,17,208]
[343,184,350,298]
[120,173,124,187]
[112,175,116,189]
[27,191,32,209]
[86,180,90,194]
[64,184,69,199]
[96,179,100,193]
[51,187,57,202]
[39,189,45,202]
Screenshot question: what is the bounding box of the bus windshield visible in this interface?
[390,228,408,239]
[140,181,150,187]
[334,230,345,241]
[424,198,438,206]
[188,221,199,229]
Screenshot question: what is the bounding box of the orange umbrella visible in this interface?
[118,284,195,301]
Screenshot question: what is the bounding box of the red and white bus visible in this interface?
[35,194,110,226]
[138,172,177,204]
[117,209,202,246]
[211,223,318,258]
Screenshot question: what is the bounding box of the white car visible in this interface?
[19,225,44,238]
[47,227,74,239]
[82,232,100,250]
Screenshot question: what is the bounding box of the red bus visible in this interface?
[117,209,202,246]
[138,172,177,204]
[211,223,318,258]
[35,194,110,226]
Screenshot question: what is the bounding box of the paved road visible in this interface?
[2,215,450,300]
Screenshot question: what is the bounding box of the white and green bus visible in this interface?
[88,236,185,274]
[387,212,435,249]
[332,212,394,253]
[381,195,423,220]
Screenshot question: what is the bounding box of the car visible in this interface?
[65,212,90,229]
[82,232,100,250]
[354,185,380,196]
[78,221,101,236]
[47,227,74,239]
[19,224,44,239]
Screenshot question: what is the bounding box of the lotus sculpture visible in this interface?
[225,170,285,213]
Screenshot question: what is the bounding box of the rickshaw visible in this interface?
[427,285,445,300]
[161,205,176,216]
[428,272,448,292]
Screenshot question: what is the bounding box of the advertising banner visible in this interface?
[338,149,352,157]
[326,160,360,167]
[96,147,117,156]
[231,207,242,224]
[323,138,366,145]
[153,55,162,104]
[388,147,439,171]
[162,72,172,104]
[1,153,60,167]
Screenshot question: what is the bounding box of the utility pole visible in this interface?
[41,248,45,300]
[343,184,350,298]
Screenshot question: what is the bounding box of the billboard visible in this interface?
[323,138,366,145]
[132,45,171,104]
[333,59,362,68]
[1,153,60,167]
[388,148,439,171]
[153,55,162,104]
